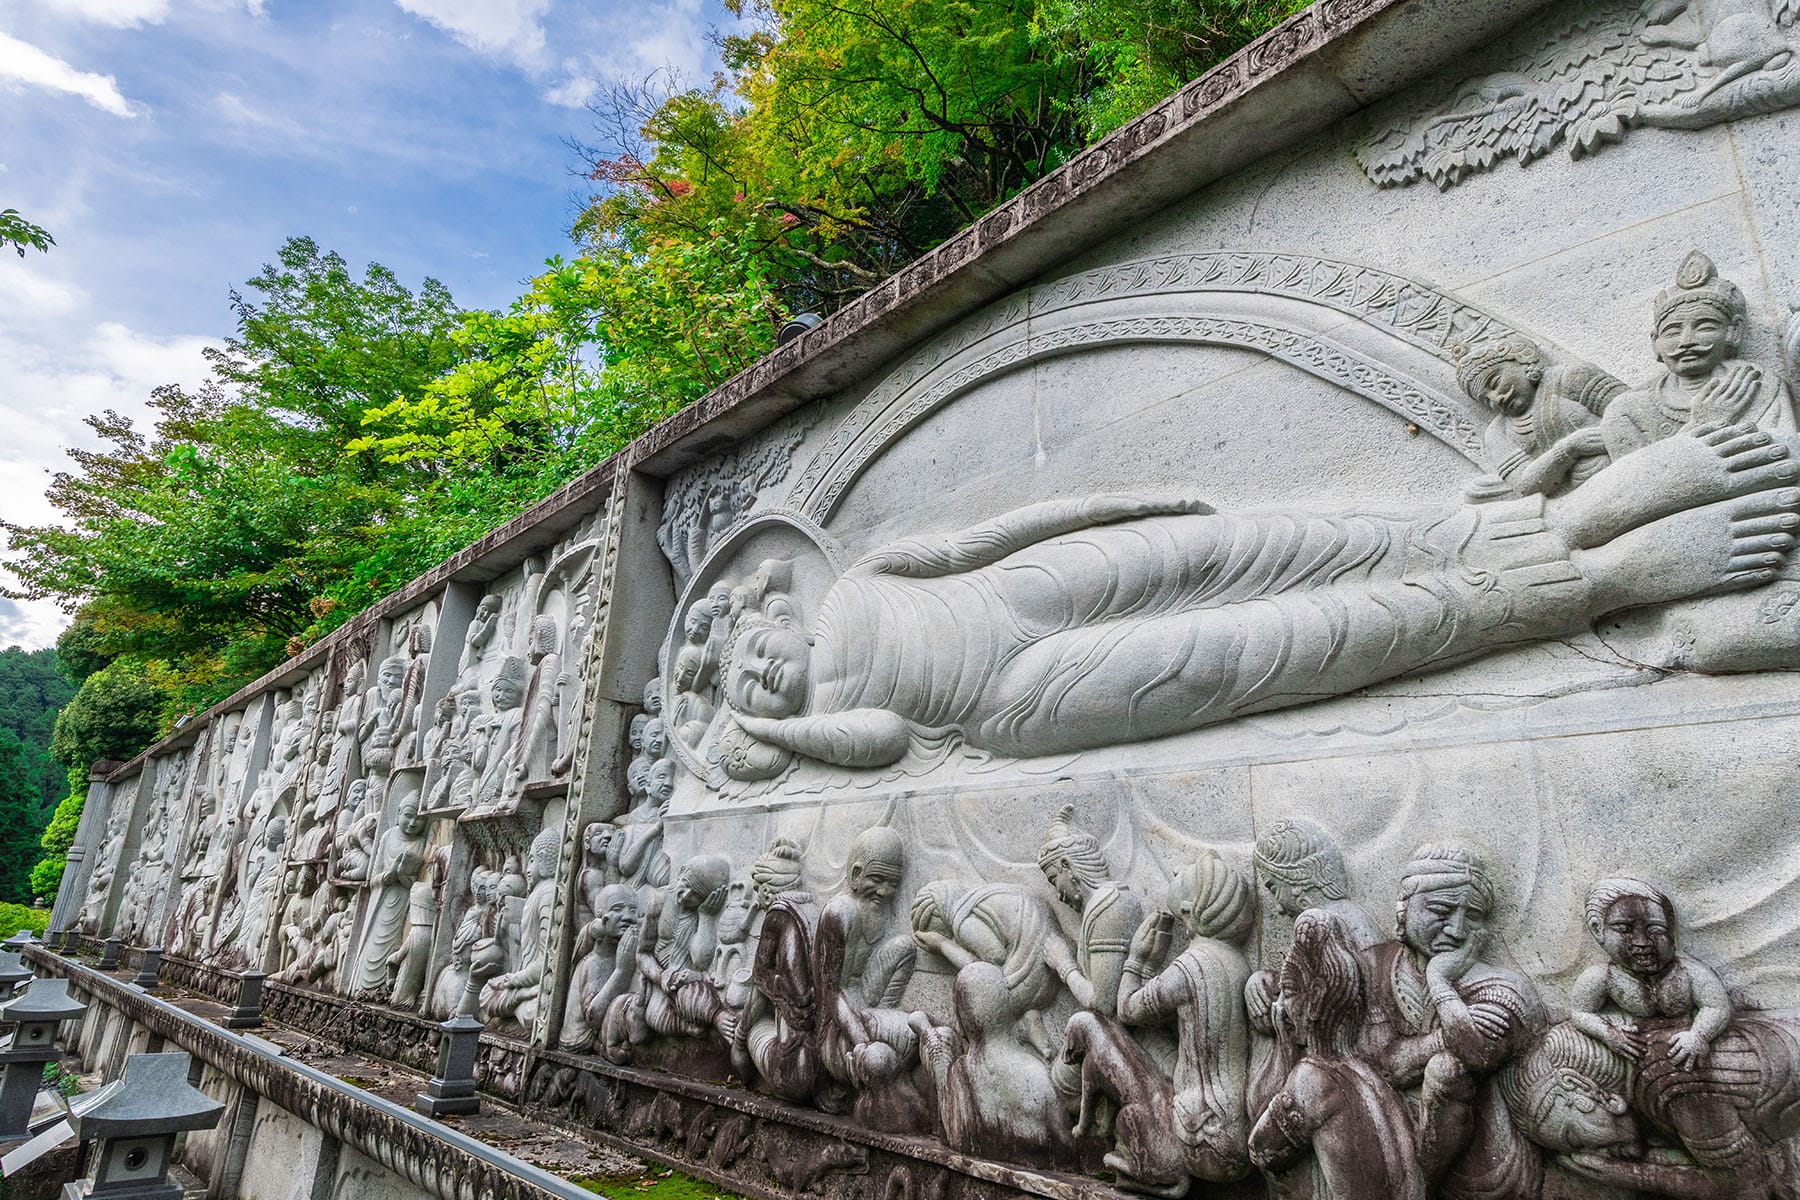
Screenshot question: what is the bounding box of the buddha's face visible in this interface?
[1654,302,1739,380]
[1402,883,1489,958]
[400,805,426,836]
[1477,360,1539,418]
[1529,1070,1638,1154]
[728,627,810,719]
[1600,895,1675,977]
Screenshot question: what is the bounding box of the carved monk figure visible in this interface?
[1604,251,1797,457]
[350,799,430,995]
[563,882,641,1052]
[1454,335,1621,496]
[1248,911,1424,1200]
[1362,845,1546,1200]
[712,424,1800,777]
[815,827,927,1128]
[458,593,501,685]
[430,867,494,1018]
[332,779,374,881]
[1060,851,1256,1195]
[1039,803,1144,1015]
[608,757,672,893]
[482,826,563,1026]
[470,655,530,815]
[603,853,732,1059]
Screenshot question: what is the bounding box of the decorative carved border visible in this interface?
[784,252,1523,520]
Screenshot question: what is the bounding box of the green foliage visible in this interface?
[49,663,163,771]
[0,209,54,258]
[30,773,84,905]
[0,731,44,902]
[0,647,74,815]
[4,3,1307,739]
[0,904,48,941]
[570,1169,743,1200]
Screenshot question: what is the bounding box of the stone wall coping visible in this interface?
[27,949,598,1200]
[95,0,1557,784]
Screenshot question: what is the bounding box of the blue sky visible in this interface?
[0,0,738,649]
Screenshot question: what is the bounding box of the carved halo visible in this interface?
[658,510,846,780]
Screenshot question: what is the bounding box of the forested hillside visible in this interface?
[5,0,1308,898]
[0,647,73,902]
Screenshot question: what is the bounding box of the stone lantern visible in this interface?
[0,978,87,1148]
[95,939,122,971]
[1,932,39,952]
[0,952,32,1002]
[63,1052,223,1200]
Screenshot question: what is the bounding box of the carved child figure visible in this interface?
[1453,336,1621,496]
[1248,911,1424,1200]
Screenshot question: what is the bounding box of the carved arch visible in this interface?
[784,252,1545,522]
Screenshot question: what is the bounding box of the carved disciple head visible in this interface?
[684,601,713,644]
[1500,1024,1637,1155]
[642,718,671,762]
[646,760,677,809]
[1454,336,1545,418]
[846,827,906,903]
[529,825,560,888]
[751,838,805,908]
[378,655,407,691]
[1254,817,1352,917]
[399,801,427,837]
[1395,844,1495,958]
[595,884,639,938]
[673,855,732,914]
[1584,877,1678,978]
[1651,250,1747,381]
[1169,850,1255,944]
[583,821,613,862]
[1276,910,1367,1055]
[493,656,529,710]
[1038,803,1111,910]
[643,679,664,717]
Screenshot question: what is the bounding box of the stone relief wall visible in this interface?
[69,1,1800,1197]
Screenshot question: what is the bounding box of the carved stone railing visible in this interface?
[24,949,597,1200]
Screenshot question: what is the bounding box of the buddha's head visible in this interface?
[725,622,811,719]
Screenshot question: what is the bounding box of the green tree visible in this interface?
[0,729,43,902]
[0,208,54,258]
[49,662,163,773]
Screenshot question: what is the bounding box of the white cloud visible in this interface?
[0,265,87,318]
[31,0,171,27]
[0,31,138,117]
[393,0,551,70]
[543,74,596,109]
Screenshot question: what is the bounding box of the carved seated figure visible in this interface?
[911,961,1074,1166]
[710,421,1800,778]
[1569,878,1768,1196]
[429,867,496,1019]
[1454,335,1621,496]
[1362,845,1546,1200]
[1248,911,1424,1200]
[482,826,563,1027]
[910,878,1093,1057]
[1060,851,1257,1196]
[815,827,928,1132]
[562,883,641,1053]
[1246,817,1384,1037]
[734,839,825,1100]
[602,854,733,1061]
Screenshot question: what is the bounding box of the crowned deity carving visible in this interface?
[704,423,1800,780]
[1361,845,1546,1200]
[1247,911,1425,1200]
[1060,851,1257,1194]
[482,826,563,1027]
[1603,252,1797,458]
[468,655,530,817]
[350,799,431,995]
